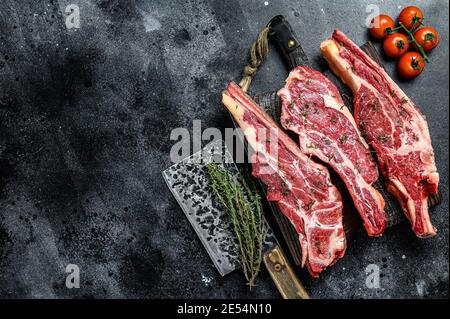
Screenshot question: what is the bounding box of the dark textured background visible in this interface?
[0,0,448,299]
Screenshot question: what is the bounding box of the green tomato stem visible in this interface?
[399,22,430,63]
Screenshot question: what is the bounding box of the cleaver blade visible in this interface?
[162,139,275,276]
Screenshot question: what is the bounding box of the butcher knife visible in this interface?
[162,139,310,299]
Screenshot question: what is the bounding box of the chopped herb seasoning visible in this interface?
[313,108,320,114]
[340,104,345,111]
[281,182,289,196]
[301,110,310,118]
[326,153,336,161]
[330,117,338,124]
[391,90,397,98]
[313,180,324,187]
[377,135,390,142]
[305,103,311,109]
[339,134,349,144]
[303,200,316,211]
[413,133,419,141]
[401,96,408,104]
[288,101,295,109]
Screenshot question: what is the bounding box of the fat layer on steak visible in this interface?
[320,30,439,237]
[278,66,387,236]
[222,82,346,277]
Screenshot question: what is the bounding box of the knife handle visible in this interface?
[267,15,309,70]
[263,243,310,299]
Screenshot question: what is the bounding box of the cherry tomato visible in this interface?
[413,27,440,52]
[370,14,395,39]
[399,6,424,30]
[383,33,410,58]
[398,52,426,79]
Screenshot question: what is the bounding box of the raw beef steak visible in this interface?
[278,66,387,236]
[222,82,346,277]
[321,30,439,237]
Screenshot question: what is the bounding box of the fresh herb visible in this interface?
[288,101,295,109]
[206,163,263,289]
[330,117,338,124]
[400,96,408,104]
[339,104,345,111]
[305,103,311,109]
[313,108,320,114]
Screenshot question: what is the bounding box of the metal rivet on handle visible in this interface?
[287,39,296,48]
[274,263,282,272]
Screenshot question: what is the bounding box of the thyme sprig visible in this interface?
[206,162,263,289]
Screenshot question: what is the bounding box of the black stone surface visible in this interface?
[0,0,448,299]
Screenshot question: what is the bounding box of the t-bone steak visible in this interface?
[222,82,346,277]
[320,30,439,237]
[278,66,387,236]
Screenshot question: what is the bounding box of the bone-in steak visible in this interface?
[278,66,387,236]
[321,30,439,237]
[222,82,346,277]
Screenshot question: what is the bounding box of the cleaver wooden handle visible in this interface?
[263,244,310,299]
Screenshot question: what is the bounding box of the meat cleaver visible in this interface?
[163,139,310,299]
